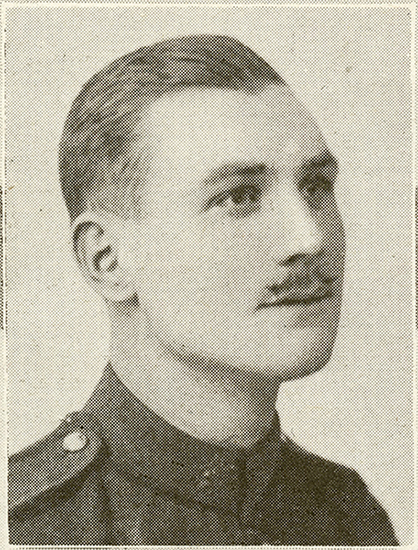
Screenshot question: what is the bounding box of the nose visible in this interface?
[267,188,324,263]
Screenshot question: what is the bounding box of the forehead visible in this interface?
[138,84,328,187]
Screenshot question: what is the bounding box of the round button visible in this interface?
[62,431,88,452]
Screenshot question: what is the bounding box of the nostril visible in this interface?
[286,253,305,265]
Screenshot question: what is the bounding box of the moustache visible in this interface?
[257,266,340,310]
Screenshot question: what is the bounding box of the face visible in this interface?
[120,84,345,382]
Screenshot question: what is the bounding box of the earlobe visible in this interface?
[71,211,136,302]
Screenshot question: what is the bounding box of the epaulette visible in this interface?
[8,411,104,514]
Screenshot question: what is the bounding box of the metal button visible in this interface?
[62,431,88,452]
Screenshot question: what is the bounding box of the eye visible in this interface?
[211,184,262,217]
[301,173,334,205]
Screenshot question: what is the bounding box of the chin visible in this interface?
[160,318,339,383]
[243,329,338,382]
[279,351,333,383]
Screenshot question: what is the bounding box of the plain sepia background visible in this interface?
[5,4,414,545]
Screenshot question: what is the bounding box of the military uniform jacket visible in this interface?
[9,366,398,546]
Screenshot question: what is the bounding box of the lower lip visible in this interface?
[257,294,334,325]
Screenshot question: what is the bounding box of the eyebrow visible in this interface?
[203,151,339,187]
[203,162,267,186]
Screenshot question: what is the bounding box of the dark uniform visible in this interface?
[9,365,398,545]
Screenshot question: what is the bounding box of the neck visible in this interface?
[109,309,280,449]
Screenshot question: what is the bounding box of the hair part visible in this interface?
[59,34,285,221]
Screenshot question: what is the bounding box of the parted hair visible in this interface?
[59,34,284,221]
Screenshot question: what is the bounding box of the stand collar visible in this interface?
[84,365,281,516]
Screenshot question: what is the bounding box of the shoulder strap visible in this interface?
[8,411,104,513]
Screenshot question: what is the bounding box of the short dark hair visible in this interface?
[59,34,285,221]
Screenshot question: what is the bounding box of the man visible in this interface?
[8,34,398,545]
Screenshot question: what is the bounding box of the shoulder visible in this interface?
[279,435,399,545]
[8,411,109,545]
[8,410,104,513]
[280,434,359,492]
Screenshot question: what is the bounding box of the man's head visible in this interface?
[62,35,345,383]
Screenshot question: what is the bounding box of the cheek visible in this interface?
[134,224,201,304]
[134,220,265,316]
[194,222,269,299]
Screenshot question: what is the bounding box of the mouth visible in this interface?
[257,285,334,310]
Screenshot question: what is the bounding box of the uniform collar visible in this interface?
[83,365,281,517]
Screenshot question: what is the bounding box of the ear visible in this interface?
[71,210,136,302]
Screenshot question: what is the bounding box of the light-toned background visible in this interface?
[5,4,414,545]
